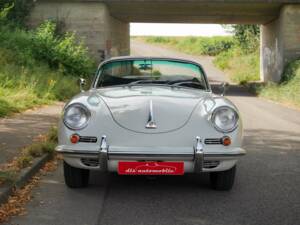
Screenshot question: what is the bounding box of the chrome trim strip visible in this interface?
[79,136,97,143]
[109,153,194,160]
[145,100,157,129]
[56,149,99,155]
[204,153,246,157]
[57,151,245,158]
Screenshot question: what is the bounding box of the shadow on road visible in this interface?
[243,129,300,152]
[211,83,255,97]
[90,170,211,190]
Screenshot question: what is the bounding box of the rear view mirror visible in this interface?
[78,78,86,92]
[221,82,229,96]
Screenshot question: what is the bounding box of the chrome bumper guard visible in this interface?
[99,135,108,171]
[57,136,245,172]
[194,136,204,173]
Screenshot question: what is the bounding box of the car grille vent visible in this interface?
[204,138,222,145]
[81,158,99,167]
[79,136,97,143]
[203,161,220,169]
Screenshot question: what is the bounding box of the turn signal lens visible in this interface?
[222,136,231,146]
[70,134,80,144]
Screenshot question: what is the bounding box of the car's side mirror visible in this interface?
[221,82,229,96]
[78,78,86,92]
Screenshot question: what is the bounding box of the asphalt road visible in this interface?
[5,40,300,225]
[0,103,63,165]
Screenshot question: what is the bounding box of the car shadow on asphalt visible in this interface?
[89,171,212,191]
[211,83,255,97]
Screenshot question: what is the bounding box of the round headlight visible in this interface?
[211,106,238,133]
[63,103,91,130]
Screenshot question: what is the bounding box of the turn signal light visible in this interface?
[70,134,80,144]
[222,136,231,146]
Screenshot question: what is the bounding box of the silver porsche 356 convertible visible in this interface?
[56,57,245,190]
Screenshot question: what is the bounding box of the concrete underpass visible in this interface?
[28,0,300,82]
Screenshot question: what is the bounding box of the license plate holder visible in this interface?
[118,161,184,175]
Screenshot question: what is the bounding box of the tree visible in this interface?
[223,25,260,52]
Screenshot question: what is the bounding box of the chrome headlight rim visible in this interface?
[63,103,91,130]
[211,106,239,133]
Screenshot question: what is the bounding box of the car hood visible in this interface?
[96,86,211,133]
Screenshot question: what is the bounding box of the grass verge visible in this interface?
[0,49,80,117]
[251,60,300,108]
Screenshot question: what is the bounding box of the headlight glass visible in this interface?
[211,106,238,133]
[63,103,90,130]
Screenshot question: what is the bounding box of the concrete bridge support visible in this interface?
[28,2,130,62]
[260,5,300,82]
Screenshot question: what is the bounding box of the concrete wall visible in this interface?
[260,4,300,82]
[103,8,130,58]
[28,1,130,62]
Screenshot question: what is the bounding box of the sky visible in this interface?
[130,23,231,36]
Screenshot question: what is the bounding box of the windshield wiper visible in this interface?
[127,80,167,87]
[170,81,205,89]
[127,79,205,89]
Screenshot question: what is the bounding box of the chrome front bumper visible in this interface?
[56,136,246,173]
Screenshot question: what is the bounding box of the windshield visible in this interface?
[94,59,209,90]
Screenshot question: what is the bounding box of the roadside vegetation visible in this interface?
[214,25,300,107]
[213,25,260,83]
[213,48,260,83]
[256,60,300,107]
[137,25,299,108]
[139,36,234,56]
[0,2,95,117]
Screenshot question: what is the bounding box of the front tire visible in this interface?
[63,161,90,188]
[210,165,236,191]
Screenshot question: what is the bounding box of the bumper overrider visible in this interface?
[55,136,246,173]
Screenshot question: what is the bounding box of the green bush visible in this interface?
[32,21,95,76]
[145,36,174,44]
[223,25,260,53]
[281,59,300,82]
[213,49,234,70]
[0,3,14,22]
[0,21,95,77]
[0,0,34,25]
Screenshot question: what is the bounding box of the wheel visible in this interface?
[210,165,236,191]
[63,161,90,188]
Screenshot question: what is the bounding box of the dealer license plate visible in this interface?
[118,161,184,175]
